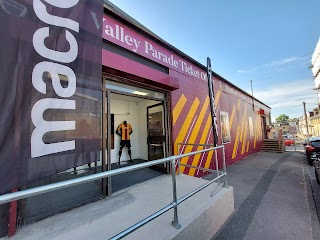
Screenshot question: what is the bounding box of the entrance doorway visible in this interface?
[147,103,167,173]
[261,116,267,139]
[104,79,170,194]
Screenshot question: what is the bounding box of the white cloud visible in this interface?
[265,57,299,67]
[252,79,319,121]
[237,57,301,74]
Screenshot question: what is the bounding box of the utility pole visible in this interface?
[250,80,254,111]
[303,102,310,136]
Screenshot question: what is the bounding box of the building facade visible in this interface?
[312,37,320,91]
[309,38,320,137]
[0,1,271,237]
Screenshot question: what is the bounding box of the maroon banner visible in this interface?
[0,0,102,195]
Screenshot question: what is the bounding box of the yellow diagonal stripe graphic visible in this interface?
[254,115,257,148]
[241,120,248,154]
[246,140,250,152]
[189,114,212,176]
[258,115,262,139]
[254,128,257,148]
[232,126,240,159]
[174,98,200,155]
[254,114,259,148]
[195,90,222,175]
[229,105,236,128]
[172,94,187,126]
[256,114,261,140]
[180,97,210,173]
[240,104,247,143]
[204,150,214,169]
[214,90,222,106]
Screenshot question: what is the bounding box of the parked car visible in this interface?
[304,136,320,165]
[314,160,320,184]
[302,137,310,149]
[283,136,295,146]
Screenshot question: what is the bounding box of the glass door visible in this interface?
[147,103,167,172]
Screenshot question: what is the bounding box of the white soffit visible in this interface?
[315,74,320,89]
[312,57,320,77]
[312,37,320,65]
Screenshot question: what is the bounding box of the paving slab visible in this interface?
[209,151,320,240]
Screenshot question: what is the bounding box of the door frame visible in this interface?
[102,77,171,196]
[147,103,169,173]
[261,116,267,139]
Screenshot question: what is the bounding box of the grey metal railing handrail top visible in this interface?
[0,146,221,205]
[178,143,217,147]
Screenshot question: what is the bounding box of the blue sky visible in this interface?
[108,0,320,121]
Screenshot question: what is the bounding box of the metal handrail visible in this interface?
[111,145,227,240]
[0,145,228,240]
[176,142,227,194]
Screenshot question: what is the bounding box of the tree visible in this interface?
[276,114,289,123]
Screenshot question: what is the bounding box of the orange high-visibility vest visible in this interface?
[117,123,132,140]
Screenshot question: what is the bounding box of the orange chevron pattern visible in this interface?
[174,97,200,155]
[232,126,240,159]
[172,88,266,176]
[188,112,212,176]
[240,104,247,144]
[204,150,214,170]
[179,97,209,173]
[241,121,248,154]
[201,90,222,171]
[172,90,224,175]
[172,94,187,126]
[229,106,236,128]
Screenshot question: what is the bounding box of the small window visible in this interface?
[249,117,254,138]
[220,112,231,143]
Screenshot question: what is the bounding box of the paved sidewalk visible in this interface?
[207,151,320,240]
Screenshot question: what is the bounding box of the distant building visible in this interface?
[310,38,320,136]
[272,121,295,137]
[297,113,312,137]
[312,37,320,91]
[272,122,290,136]
[310,108,320,136]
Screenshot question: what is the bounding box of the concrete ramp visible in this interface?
[11,174,234,240]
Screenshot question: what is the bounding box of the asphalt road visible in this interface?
[208,144,320,240]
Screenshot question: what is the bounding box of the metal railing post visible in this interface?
[222,146,229,188]
[177,144,181,175]
[214,149,220,186]
[171,157,181,229]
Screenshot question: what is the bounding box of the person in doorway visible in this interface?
[116,120,133,164]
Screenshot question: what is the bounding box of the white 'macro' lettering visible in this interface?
[31,0,79,158]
